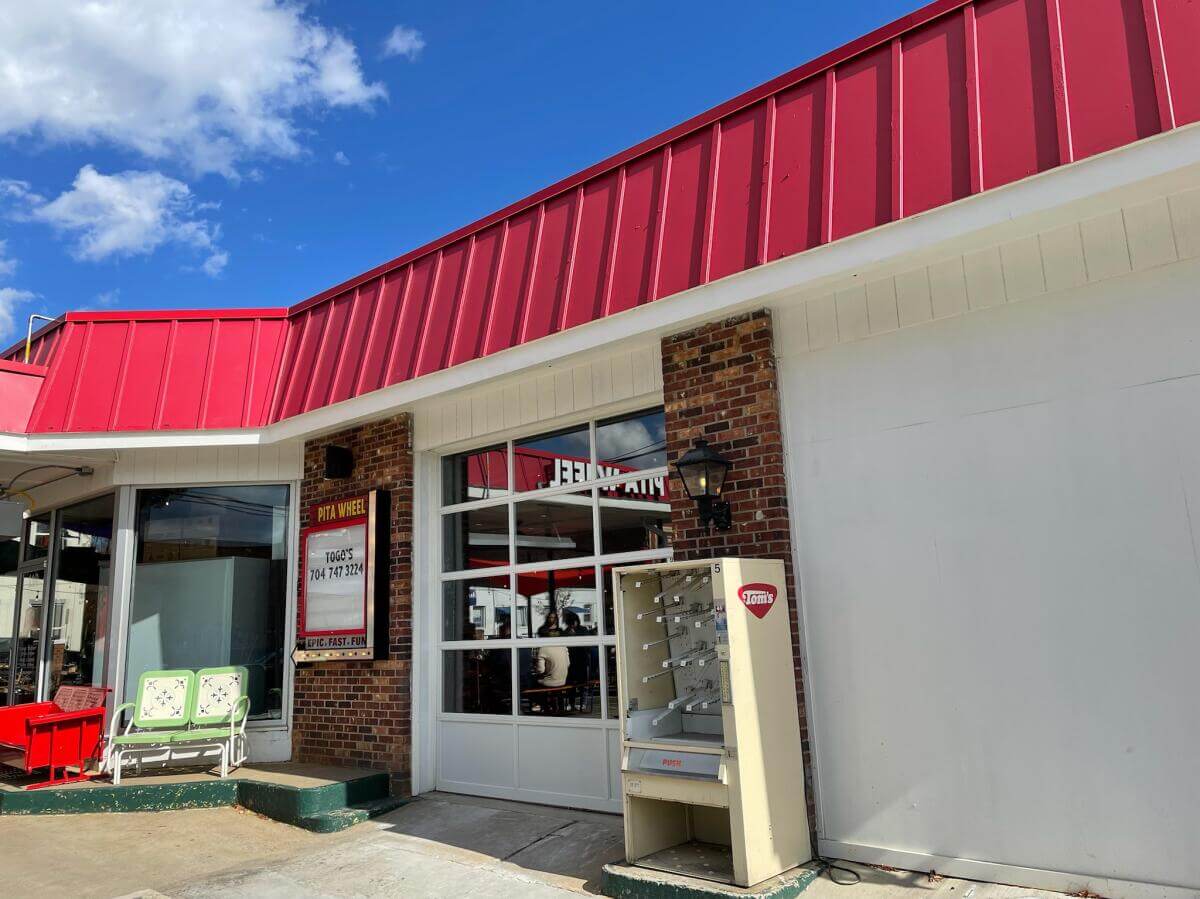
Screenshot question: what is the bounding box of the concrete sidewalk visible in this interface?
[0,791,1070,899]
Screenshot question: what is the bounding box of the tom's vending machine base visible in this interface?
[613,558,811,889]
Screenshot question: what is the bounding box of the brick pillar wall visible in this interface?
[293,413,413,794]
[660,309,817,838]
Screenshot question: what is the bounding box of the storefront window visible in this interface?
[22,514,51,562]
[596,409,668,471]
[518,644,600,718]
[11,570,44,705]
[513,491,595,565]
[444,648,511,714]
[127,485,290,721]
[513,566,598,639]
[439,408,670,723]
[514,423,591,491]
[442,444,508,504]
[49,494,113,694]
[442,504,509,572]
[443,573,513,640]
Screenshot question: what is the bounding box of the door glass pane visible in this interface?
[22,515,51,562]
[442,505,509,572]
[595,409,667,472]
[518,644,600,718]
[50,494,114,695]
[599,479,672,555]
[512,566,598,639]
[442,444,509,504]
[514,423,591,492]
[443,573,513,641]
[12,570,45,705]
[443,648,511,714]
[514,491,594,565]
[128,486,290,720]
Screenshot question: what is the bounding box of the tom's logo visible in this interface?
[737,583,777,619]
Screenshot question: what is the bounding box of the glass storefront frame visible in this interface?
[1,496,114,706]
[437,408,672,728]
[2,480,299,757]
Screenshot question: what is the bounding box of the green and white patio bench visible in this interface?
[102,667,250,785]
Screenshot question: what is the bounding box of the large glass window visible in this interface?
[439,408,670,722]
[128,486,290,721]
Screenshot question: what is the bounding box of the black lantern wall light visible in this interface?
[674,438,733,531]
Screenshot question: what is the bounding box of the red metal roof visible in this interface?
[6,0,1198,434]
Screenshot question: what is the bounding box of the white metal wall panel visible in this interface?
[778,252,1200,893]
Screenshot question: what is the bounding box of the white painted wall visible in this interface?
[778,247,1200,895]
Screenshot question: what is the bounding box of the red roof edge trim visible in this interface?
[64,308,288,323]
[287,0,973,317]
[0,359,48,377]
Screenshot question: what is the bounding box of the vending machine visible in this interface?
[612,557,810,887]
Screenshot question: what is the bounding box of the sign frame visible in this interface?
[295,489,389,662]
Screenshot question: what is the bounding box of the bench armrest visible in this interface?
[107,702,135,744]
[228,695,251,736]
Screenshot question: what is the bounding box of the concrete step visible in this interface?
[297,795,408,833]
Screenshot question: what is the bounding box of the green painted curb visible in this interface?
[0,770,408,834]
[0,780,238,815]
[601,863,821,899]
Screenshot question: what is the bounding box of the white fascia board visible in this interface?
[0,429,265,453]
[9,121,1200,457]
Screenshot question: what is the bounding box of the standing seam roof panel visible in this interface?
[5,0,1198,434]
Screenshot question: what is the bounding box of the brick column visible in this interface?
[660,309,816,837]
[293,413,413,794]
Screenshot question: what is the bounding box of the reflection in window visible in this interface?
[23,515,51,562]
[444,574,514,641]
[514,423,591,492]
[50,494,114,694]
[513,567,598,639]
[128,486,289,720]
[596,409,667,472]
[0,537,19,702]
[442,444,509,504]
[444,648,511,714]
[442,505,509,572]
[599,479,672,555]
[519,645,600,718]
[514,492,595,565]
[11,571,44,705]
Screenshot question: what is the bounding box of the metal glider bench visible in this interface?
[102,667,250,785]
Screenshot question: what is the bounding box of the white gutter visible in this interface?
[4,121,1199,456]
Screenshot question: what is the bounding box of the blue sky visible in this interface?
[0,1,919,346]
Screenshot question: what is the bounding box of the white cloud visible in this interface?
[19,165,227,276]
[0,287,38,342]
[201,251,229,277]
[0,240,15,278]
[382,25,425,61]
[93,288,121,307]
[334,150,350,166]
[0,1,387,177]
